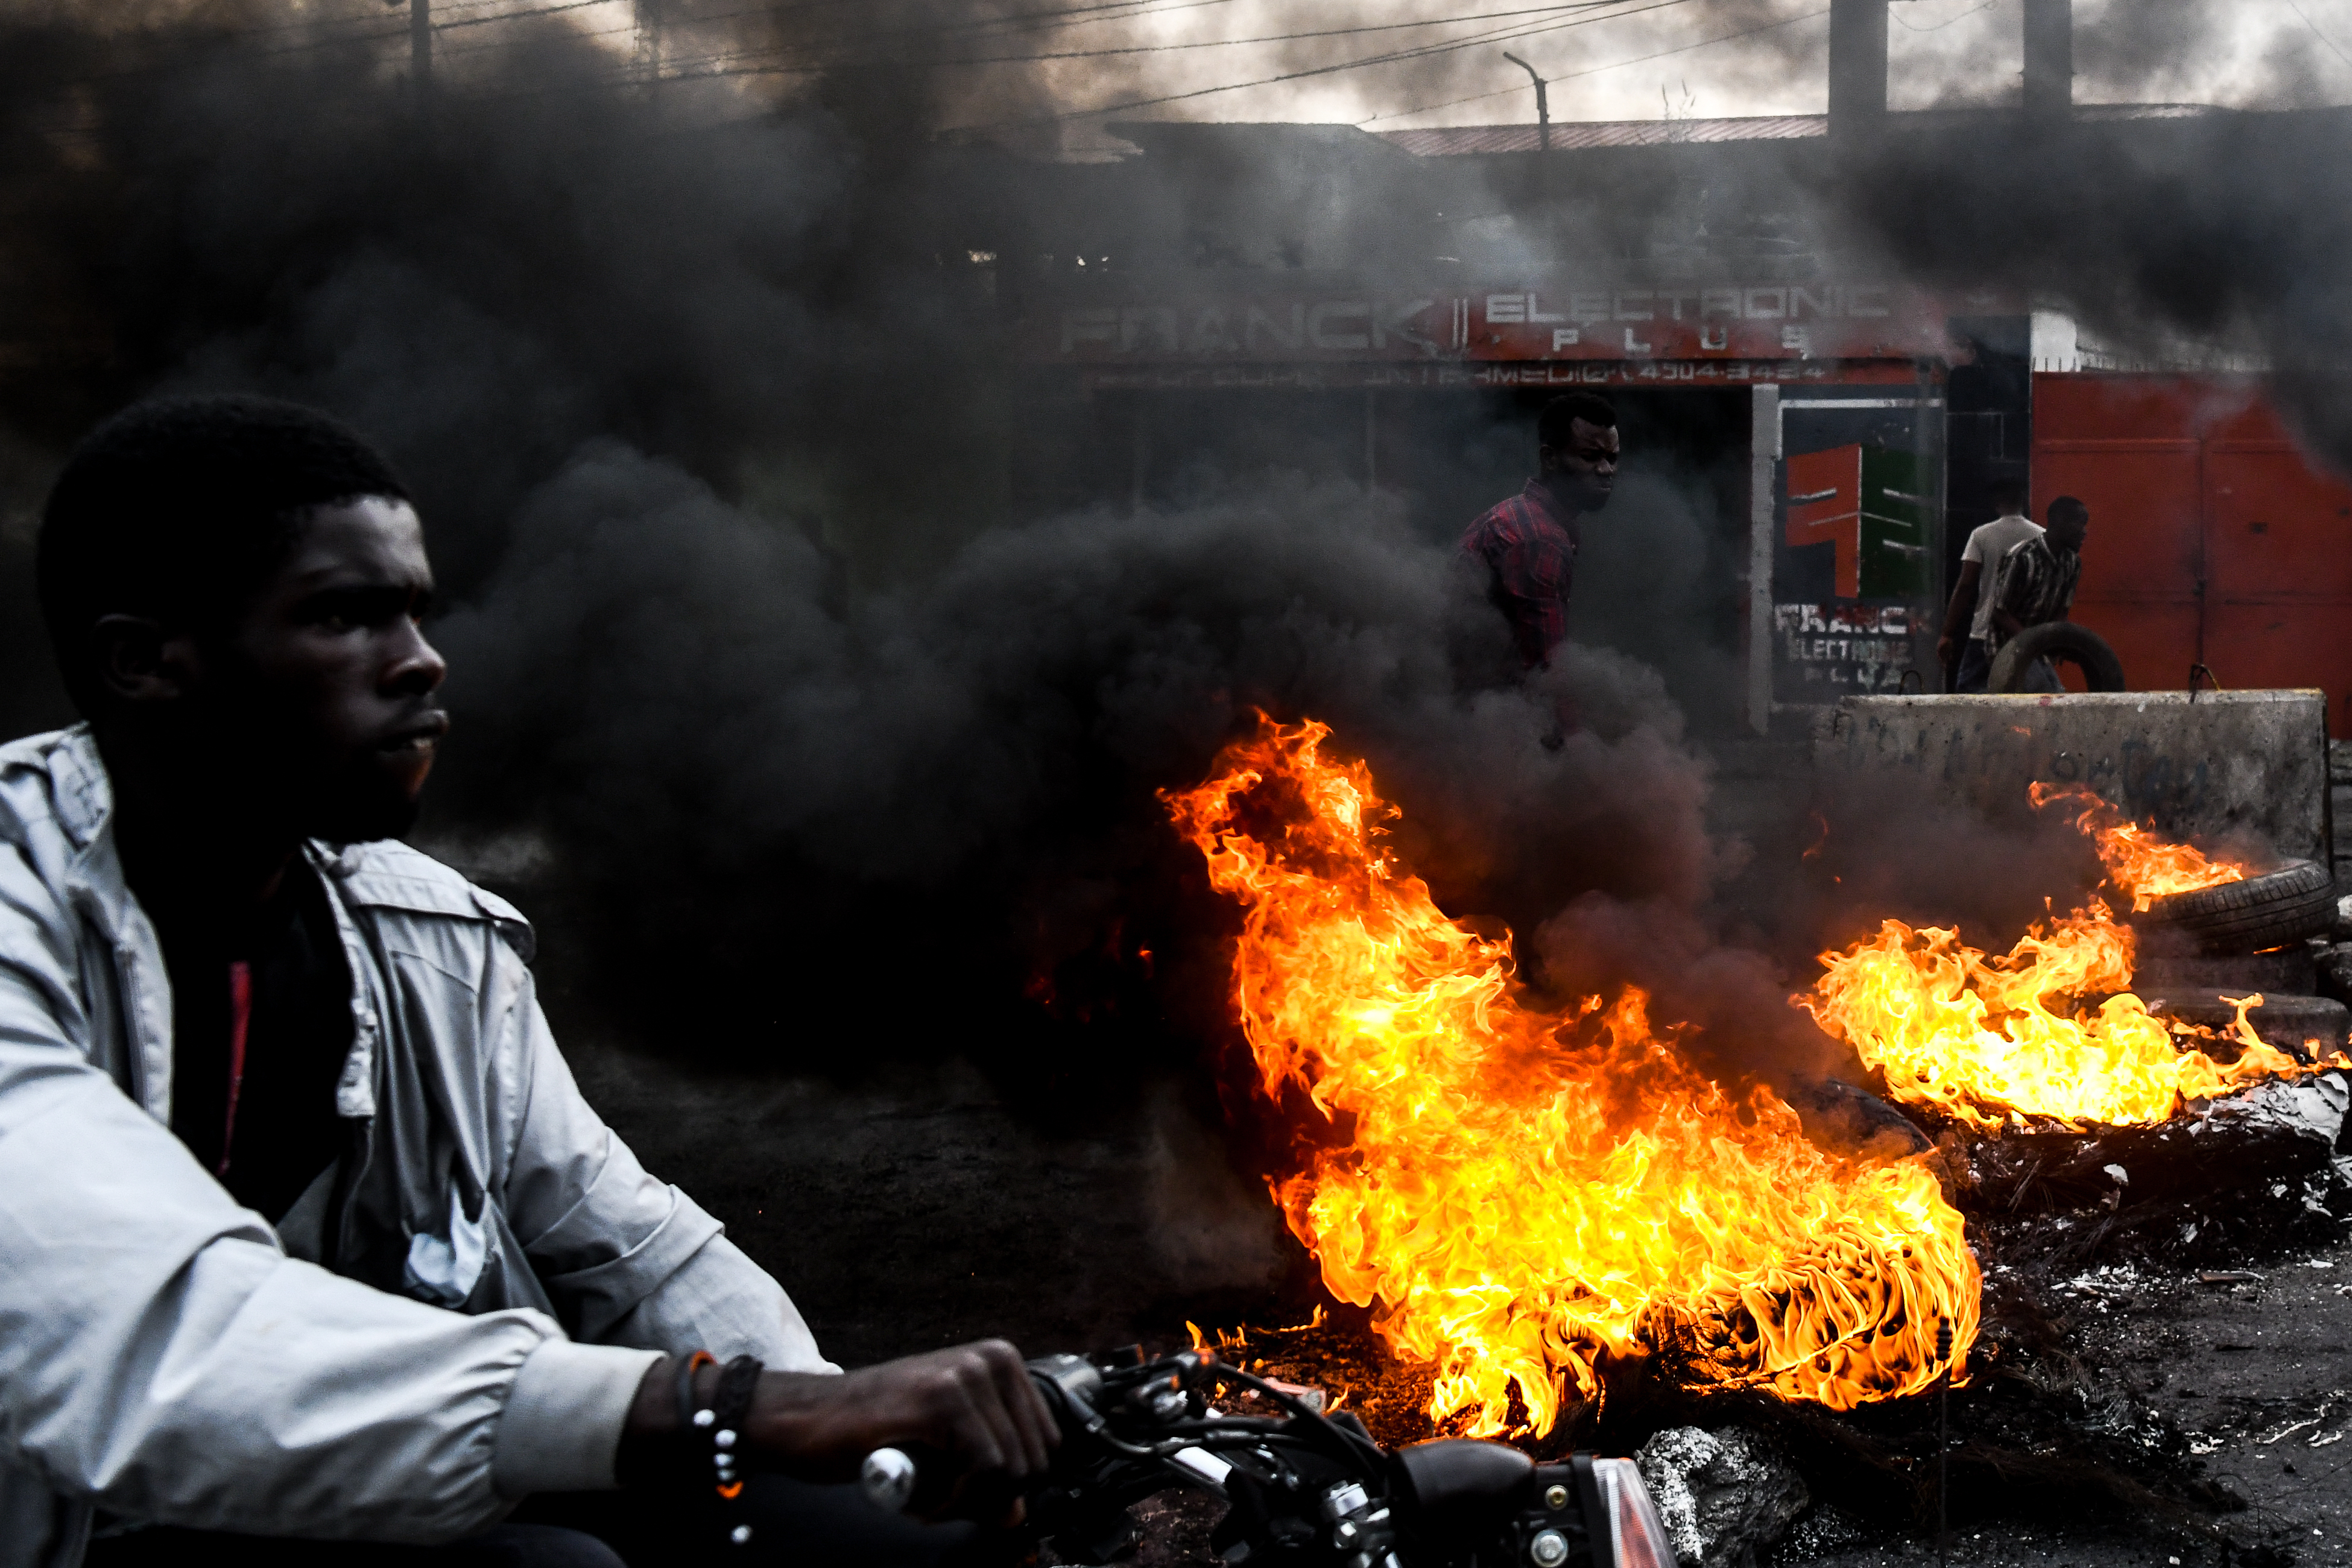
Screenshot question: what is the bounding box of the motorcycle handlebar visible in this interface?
[852,1345,1678,1568]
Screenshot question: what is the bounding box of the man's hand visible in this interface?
[623,1341,1059,1523]
[1935,634,1955,668]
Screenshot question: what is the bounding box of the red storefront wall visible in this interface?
[2032,373,2352,736]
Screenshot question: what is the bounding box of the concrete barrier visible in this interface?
[1810,690,2333,865]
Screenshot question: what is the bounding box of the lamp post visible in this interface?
[1503,52,1549,153]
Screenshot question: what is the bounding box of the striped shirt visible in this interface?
[1990,534,2082,646]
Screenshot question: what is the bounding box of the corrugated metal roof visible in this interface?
[1377,116,1826,156]
[1374,103,2229,157]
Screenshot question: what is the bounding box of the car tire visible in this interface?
[2143,991,2350,1057]
[2131,944,2318,997]
[1988,622,2127,693]
[2135,858,2338,955]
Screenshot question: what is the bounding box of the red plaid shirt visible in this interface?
[1459,478,1579,668]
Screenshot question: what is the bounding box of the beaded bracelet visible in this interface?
[687,1353,766,1546]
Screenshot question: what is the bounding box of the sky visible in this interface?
[519,0,2352,133]
[26,1,2352,149]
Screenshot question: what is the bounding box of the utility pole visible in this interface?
[636,0,665,81]
[2022,0,2073,124]
[1503,52,1549,152]
[1826,0,1888,147]
[409,0,431,111]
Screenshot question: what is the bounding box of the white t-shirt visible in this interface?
[1962,513,2045,641]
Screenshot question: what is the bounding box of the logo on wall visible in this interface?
[1785,443,1933,598]
[1775,441,1938,695]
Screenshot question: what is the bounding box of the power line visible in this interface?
[436,0,613,30]
[651,0,1633,74]
[33,0,619,90]
[2288,0,2352,73]
[938,4,1633,65]
[435,0,1146,68]
[1889,0,1996,33]
[28,0,1805,132]
[667,0,1230,45]
[174,0,513,41]
[450,0,1241,86]
[634,0,1253,71]
[1362,2,1828,125]
[952,0,1695,127]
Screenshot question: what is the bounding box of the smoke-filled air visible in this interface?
[5,0,2351,1080]
[16,6,2352,1561]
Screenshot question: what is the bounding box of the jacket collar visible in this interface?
[51,727,145,950]
[48,724,112,854]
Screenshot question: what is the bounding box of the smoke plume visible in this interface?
[8,0,2347,1110]
[0,3,1748,1098]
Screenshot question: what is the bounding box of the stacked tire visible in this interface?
[2134,859,2338,954]
[2132,863,2349,1051]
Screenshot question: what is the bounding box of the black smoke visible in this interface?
[9,1,2344,1113]
[0,4,1750,1101]
[427,444,1731,1084]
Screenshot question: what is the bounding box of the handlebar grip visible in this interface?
[861,1447,920,1513]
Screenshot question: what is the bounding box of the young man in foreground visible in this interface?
[0,397,1055,1567]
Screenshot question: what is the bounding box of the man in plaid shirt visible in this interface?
[1459,393,1621,672]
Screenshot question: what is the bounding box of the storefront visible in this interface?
[1032,272,1955,734]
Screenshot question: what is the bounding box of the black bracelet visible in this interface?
[689,1354,765,1546]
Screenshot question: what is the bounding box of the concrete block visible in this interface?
[1812,691,2330,864]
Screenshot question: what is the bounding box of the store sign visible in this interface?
[1038,281,1946,364]
[1774,602,1922,693]
[1771,423,1943,704]
[1078,359,1929,392]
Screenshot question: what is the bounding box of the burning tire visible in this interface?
[2145,991,2351,1054]
[1988,622,2127,693]
[2136,858,2338,954]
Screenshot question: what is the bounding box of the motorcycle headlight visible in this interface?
[1590,1459,1675,1568]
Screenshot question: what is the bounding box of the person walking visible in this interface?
[1458,392,1620,672]
[1936,477,2040,693]
[1985,495,2091,692]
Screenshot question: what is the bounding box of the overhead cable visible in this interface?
[1362,2,1829,125]
[653,0,1636,74]
[952,0,1689,127]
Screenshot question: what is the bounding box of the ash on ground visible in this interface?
[1636,1425,1810,1568]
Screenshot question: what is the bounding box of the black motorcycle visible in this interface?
[861,1345,1676,1568]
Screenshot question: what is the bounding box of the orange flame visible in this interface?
[1803,903,2344,1131]
[1186,1321,1253,1351]
[2029,783,2249,911]
[1163,716,1977,1437]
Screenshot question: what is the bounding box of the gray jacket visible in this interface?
[0,727,833,1564]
